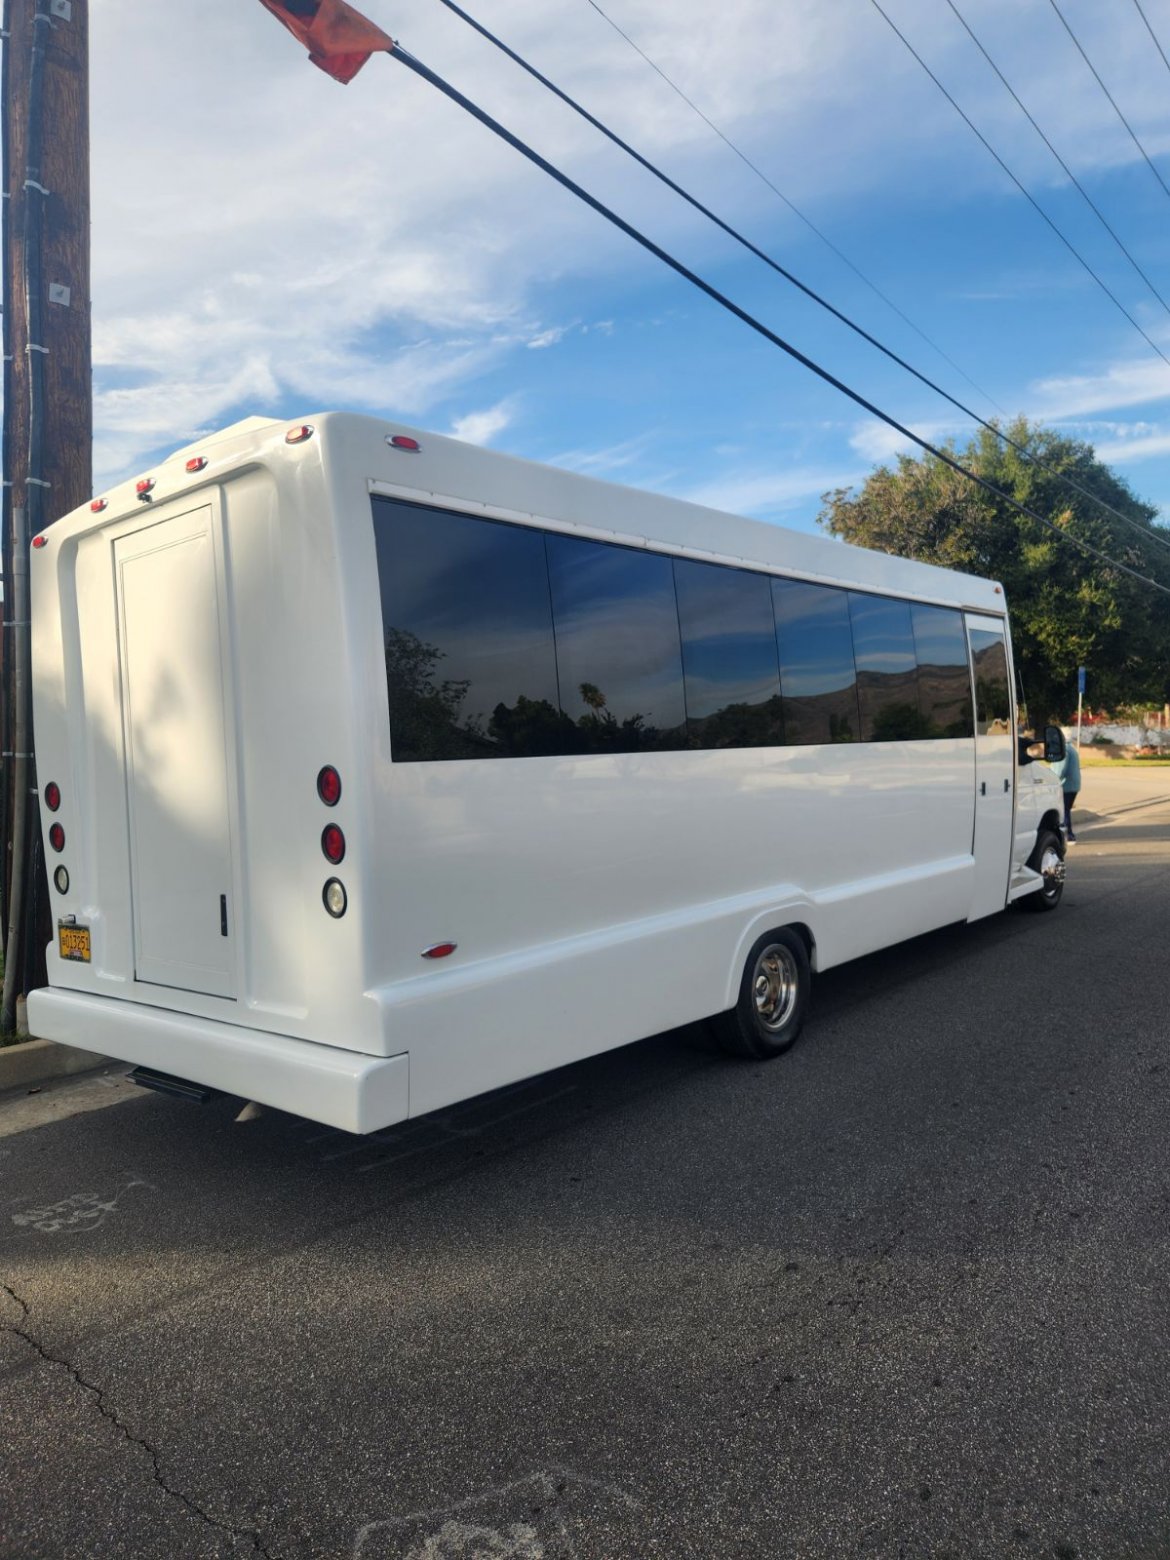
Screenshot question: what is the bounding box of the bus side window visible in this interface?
[546,534,688,753]
[848,593,921,741]
[373,498,560,761]
[772,579,859,745]
[674,559,783,749]
[910,604,974,739]
[969,629,1012,736]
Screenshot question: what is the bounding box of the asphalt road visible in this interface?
[2,776,1169,1560]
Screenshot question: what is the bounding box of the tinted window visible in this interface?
[849,593,923,741]
[373,498,562,761]
[674,559,783,748]
[911,605,973,738]
[772,580,859,745]
[546,534,687,752]
[969,626,1012,736]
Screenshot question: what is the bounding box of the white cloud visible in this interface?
[527,325,572,350]
[847,418,968,464]
[1029,356,1170,420]
[450,401,515,445]
[1094,429,1170,465]
[682,466,865,517]
[546,433,664,478]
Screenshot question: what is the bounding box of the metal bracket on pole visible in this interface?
[50,0,72,17]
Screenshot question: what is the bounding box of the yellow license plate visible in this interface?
[58,924,91,963]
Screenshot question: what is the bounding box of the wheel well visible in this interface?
[1040,809,1062,838]
[786,921,817,972]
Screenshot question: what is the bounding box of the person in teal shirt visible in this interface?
[1051,740,1082,843]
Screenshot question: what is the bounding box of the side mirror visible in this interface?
[1044,725,1067,763]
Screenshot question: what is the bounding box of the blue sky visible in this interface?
[90,0,1170,535]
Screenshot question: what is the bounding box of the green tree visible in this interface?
[818,419,1170,720]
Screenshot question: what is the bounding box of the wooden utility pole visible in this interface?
[2,0,90,1011]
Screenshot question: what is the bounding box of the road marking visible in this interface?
[9,1174,154,1236]
[354,1468,638,1560]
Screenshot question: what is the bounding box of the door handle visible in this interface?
[981,781,986,796]
[1004,778,1010,793]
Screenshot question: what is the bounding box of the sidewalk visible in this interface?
[1068,764,1170,833]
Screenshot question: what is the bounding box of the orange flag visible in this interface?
[257,0,394,84]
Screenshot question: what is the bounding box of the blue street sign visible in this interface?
[1077,666,1086,696]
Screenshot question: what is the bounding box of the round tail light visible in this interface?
[48,823,65,852]
[317,766,342,806]
[322,824,346,865]
[323,879,347,918]
[44,782,61,811]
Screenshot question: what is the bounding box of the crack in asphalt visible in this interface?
[1,1281,278,1558]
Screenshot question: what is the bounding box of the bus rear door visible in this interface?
[115,505,238,999]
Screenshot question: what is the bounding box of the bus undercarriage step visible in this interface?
[130,1067,221,1105]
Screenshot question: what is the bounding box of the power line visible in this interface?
[388,42,1170,598]
[866,0,1170,375]
[1047,0,1170,205]
[945,0,1170,320]
[1131,0,1170,81]
[434,0,1170,560]
[576,0,1006,416]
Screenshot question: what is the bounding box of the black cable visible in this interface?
[945,0,1170,320]
[388,43,1170,598]
[1131,0,1170,81]
[1047,0,1170,205]
[865,0,1170,374]
[437,0,1170,561]
[577,0,1006,416]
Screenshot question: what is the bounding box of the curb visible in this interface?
[0,1037,114,1092]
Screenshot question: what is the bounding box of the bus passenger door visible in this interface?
[965,615,1014,921]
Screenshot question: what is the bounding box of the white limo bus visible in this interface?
[27,413,1067,1132]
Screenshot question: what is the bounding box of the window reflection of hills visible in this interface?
[386,629,687,759]
[377,500,981,762]
[386,630,976,760]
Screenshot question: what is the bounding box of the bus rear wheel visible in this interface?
[713,928,811,1059]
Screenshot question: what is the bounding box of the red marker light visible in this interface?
[421,942,457,960]
[186,456,207,473]
[322,824,346,865]
[317,766,342,806]
[44,782,61,811]
[32,535,47,549]
[389,435,420,452]
[90,498,108,513]
[136,479,154,495]
[285,425,314,445]
[48,822,65,852]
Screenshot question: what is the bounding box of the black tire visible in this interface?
[712,928,811,1059]
[1024,827,1065,913]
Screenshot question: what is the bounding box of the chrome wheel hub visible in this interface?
[753,944,799,1033]
[1041,845,1065,895]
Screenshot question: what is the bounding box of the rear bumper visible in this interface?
[26,987,409,1134]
